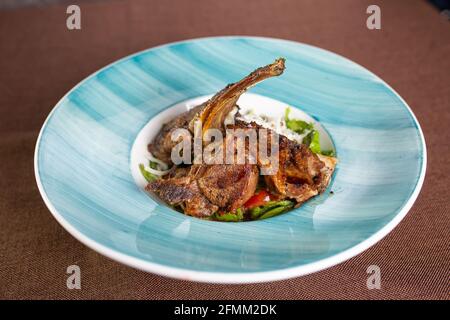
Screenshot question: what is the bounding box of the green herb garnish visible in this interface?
[285,107,314,134]
[302,130,321,154]
[285,107,336,157]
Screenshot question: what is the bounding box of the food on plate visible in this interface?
[140,58,337,221]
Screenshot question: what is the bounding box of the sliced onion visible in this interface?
[143,165,172,176]
[145,151,169,170]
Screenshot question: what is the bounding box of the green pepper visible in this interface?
[258,203,294,220]
[139,164,157,183]
[214,208,244,222]
[250,200,294,220]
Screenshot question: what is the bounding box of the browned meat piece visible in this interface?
[147,163,258,217]
[197,164,258,212]
[148,104,203,164]
[316,154,338,192]
[148,58,285,163]
[229,119,337,204]
[166,166,191,179]
[264,136,336,203]
[146,174,218,218]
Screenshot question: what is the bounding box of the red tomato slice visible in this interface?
[244,190,271,209]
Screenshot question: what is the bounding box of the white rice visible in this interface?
[236,108,310,144]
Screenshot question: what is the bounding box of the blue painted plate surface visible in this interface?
[35,37,426,283]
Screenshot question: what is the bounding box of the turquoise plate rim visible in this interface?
[34,36,426,283]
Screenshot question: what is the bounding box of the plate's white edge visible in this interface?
[34,36,427,284]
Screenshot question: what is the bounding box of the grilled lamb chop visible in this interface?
[147,59,286,217]
[229,120,337,204]
[147,164,258,217]
[148,58,285,164]
[264,135,336,203]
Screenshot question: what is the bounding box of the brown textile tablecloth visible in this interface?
[0,0,449,300]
